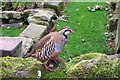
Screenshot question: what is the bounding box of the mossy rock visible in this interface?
[66,53,120,78]
[66,53,104,68]
[0,57,66,79]
[0,56,42,78]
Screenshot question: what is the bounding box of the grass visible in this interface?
[1,26,26,37]
[55,2,108,61]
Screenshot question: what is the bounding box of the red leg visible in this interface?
[43,64,53,72]
[53,57,62,63]
[51,59,58,64]
[48,57,62,64]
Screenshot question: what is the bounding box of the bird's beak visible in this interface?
[69,29,73,33]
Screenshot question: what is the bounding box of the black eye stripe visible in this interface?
[63,30,68,39]
[64,30,70,32]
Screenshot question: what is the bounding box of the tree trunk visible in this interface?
[115,1,120,53]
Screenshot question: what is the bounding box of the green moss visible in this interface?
[0,57,66,78]
[0,57,42,78]
[66,53,104,69]
[66,53,120,78]
[1,54,119,78]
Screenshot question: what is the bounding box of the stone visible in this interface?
[27,9,55,29]
[15,70,30,78]
[0,10,9,24]
[66,53,120,78]
[0,10,23,24]
[1,11,23,19]
[43,0,64,15]
[109,54,120,59]
[0,37,34,57]
[0,37,22,57]
[27,15,49,26]
[20,37,34,57]
[19,23,47,42]
[36,2,43,8]
[22,10,31,20]
[107,14,118,32]
[1,22,23,28]
[0,18,2,25]
[24,9,55,18]
[0,10,8,19]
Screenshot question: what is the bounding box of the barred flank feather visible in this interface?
[36,36,55,60]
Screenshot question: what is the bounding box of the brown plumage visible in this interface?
[25,26,73,72]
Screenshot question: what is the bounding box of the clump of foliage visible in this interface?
[66,53,119,78]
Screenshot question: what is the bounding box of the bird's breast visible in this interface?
[54,39,67,52]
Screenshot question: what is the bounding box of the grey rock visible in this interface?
[83,63,95,69]
[27,9,55,28]
[0,37,34,57]
[109,54,120,59]
[0,37,22,57]
[1,22,23,27]
[27,15,49,26]
[15,70,30,78]
[24,9,55,17]
[0,11,23,19]
[20,37,34,57]
[19,23,47,42]
[107,14,118,32]
[0,10,9,19]
[43,0,64,15]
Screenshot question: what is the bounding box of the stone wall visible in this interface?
[0,1,65,57]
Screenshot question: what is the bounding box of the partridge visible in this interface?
[25,26,73,72]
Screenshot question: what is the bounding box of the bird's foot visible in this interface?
[54,57,63,63]
[51,57,62,63]
[51,59,58,64]
[43,64,53,72]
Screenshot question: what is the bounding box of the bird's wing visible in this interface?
[25,34,52,57]
[37,36,55,60]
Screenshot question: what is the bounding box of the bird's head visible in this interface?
[59,26,73,39]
